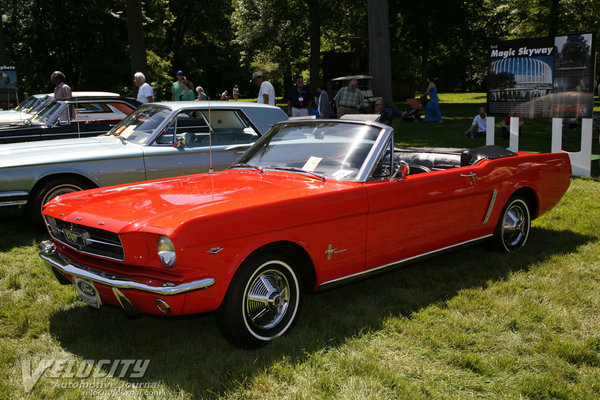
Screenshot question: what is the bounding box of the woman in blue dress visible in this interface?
[424,78,443,122]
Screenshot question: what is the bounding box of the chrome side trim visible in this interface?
[0,191,29,206]
[0,191,29,198]
[482,189,498,224]
[0,200,27,207]
[39,241,215,295]
[319,234,493,289]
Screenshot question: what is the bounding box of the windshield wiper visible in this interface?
[230,163,264,173]
[269,167,327,182]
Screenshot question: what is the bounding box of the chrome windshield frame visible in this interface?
[232,118,393,183]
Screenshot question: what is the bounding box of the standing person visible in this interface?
[133,72,154,104]
[232,85,240,101]
[179,79,195,101]
[251,71,275,106]
[334,79,364,117]
[172,70,185,101]
[423,77,442,122]
[375,100,392,125]
[195,86,208,100]
[464,107,487,138]
[316,82,334,118]
[51,71,72,100]
[286,76,313,117]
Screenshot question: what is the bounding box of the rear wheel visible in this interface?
[216,253,302,349]
[29,177,92,227]
[493,195,531,252]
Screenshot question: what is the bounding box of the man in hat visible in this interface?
[172,70,185,101]
[251,71,275,106]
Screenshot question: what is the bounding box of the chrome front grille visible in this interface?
[45,216,124,261]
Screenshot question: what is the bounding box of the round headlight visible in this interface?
[157,236,176,268]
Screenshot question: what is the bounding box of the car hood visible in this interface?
[42,169,366,236]
[0,136,141,168]
[0,111,31,125]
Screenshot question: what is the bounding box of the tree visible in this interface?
[126,0,147,75]
[367,0,394,108]
[308,0,320,92]
[0,17,6,65]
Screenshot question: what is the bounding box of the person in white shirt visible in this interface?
[465,107,487,138]
[251,71,275,106]
[134,72,154,104]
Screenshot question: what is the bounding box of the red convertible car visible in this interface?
[39,118,571,348]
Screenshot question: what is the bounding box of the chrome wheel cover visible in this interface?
[501,201,529,250]
[42,183,83,207]
[244,268,290,331]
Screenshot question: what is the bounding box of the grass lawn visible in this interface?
[1,94,599,399]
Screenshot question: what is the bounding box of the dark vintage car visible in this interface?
[38,117,571,348]
[0,95,139,144]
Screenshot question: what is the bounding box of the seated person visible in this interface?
[464,107,487,138]
[500,116,524,138]
[375,100,392,126]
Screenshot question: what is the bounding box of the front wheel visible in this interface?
[29,177,91,227]
[493,195,531,252]
[216,253,302,349]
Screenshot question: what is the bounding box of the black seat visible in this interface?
[460,146,517,166]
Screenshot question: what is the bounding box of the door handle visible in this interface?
[460,173,477,178]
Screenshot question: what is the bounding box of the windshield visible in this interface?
[14,96,40,112]
[31,101,64,125]
[106,104,172,144]
[236,121,382,181]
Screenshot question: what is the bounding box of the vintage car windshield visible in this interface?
[14,96,40,112]
[236,121,382,181]
[30,102,63,125]
[106,104,172,144]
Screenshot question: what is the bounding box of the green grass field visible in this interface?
[1,94,599,399]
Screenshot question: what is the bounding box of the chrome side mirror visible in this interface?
[390,161,410,181]
[173,135,186,148]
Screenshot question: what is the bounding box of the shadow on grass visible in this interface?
[48,227,594,398]
[0,208,48,251]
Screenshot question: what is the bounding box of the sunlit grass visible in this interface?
[1,178,599,399]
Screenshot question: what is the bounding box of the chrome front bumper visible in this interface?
[38,240,215,296]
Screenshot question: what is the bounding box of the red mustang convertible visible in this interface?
[39,118,571,348]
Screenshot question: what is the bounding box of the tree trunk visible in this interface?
[367,0,395,109]
[308,0,320,95]
[547,0,560,37]
[0,17,7,65]
[126,0,147,76]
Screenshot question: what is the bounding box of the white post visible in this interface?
[550,117,592,177]
[551,118,562,153]
[572,118,593,177]
[508,116,519,152]
[486,116,495,146]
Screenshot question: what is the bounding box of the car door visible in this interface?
[143,109,260,180]
[364,144,484,269]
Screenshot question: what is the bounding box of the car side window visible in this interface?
[369,138,394,180]
[199,110,259,145]
[156,111,210,146]
[57,106,70,125]
[155,110,260,147]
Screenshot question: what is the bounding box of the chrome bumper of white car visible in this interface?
[38,240,215,299]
